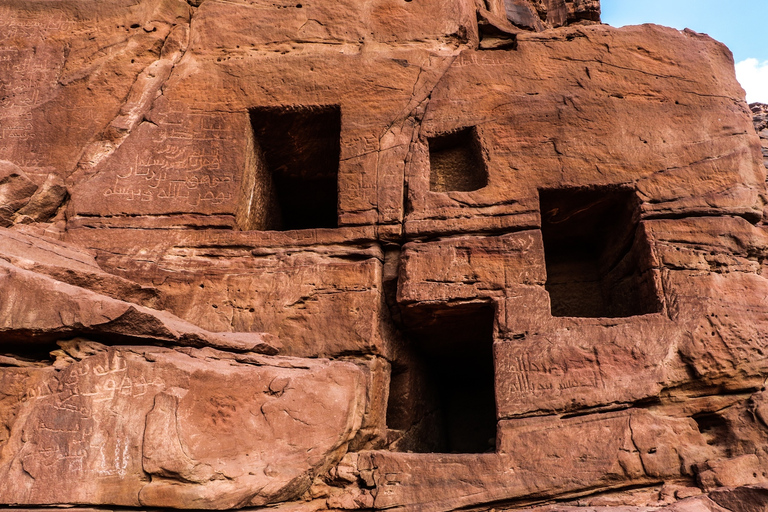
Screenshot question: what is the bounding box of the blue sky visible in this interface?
[601,0,768,103]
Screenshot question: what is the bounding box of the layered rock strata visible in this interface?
[1,0,768,510]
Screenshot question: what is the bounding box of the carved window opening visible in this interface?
[539,187,662,318]
[237,105,340,231]
[428,127,488,192]
[387,302,497,454]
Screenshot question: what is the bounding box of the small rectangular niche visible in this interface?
[428,127,488,192]
[386,302,497,454]
[237,105,340,231]
[539,187,662,318]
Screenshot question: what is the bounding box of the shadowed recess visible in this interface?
[387,302,497,454]
[238,105,340,231]
[539,186,662,318]
[428,127,488,192]
[693,411,731,449]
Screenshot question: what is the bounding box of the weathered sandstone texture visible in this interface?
[2,0,768,510]
[753,103,768,171]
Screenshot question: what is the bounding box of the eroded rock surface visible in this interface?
[752,102,768,170]
[2,0,768,511]
[0,341,365,508]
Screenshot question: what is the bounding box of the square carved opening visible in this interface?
[428,127,488,192]
[387,302,497,453]
[237,105,340,231]
[539,186,662,318]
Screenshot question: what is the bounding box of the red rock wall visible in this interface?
[2,0,768,510]
[754,102,768,170]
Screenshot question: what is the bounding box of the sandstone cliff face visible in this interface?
[753,103,768,171]
[2,0,768,510]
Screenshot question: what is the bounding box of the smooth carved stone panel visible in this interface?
[494,314,682,417]
[70,107,244,219]
[397,230,546,305]
[0,345,366,508]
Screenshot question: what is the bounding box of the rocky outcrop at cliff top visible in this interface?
[2,0,768,511]
[753,102,768,170]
